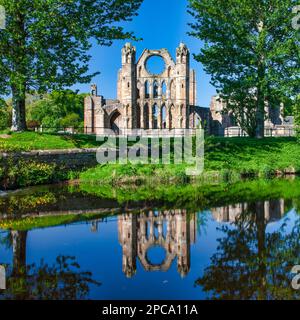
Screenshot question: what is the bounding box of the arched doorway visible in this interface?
[110,110,122,134]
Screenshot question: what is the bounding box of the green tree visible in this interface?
[0,230,100,300]
[0,0,143,132]
[27,89,86,130]
[195,203,300,299]
[0,99,10,130]
[189,0,300,138]
[294,95,300,140]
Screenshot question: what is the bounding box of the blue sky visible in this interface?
[72,0,216,108]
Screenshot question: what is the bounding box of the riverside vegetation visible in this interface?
[0,132,300,189]
[1,177,300,231]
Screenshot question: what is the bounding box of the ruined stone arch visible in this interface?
[85,44,198,135]
[110,110,122,134]
[138,243,176,272]
[144,54,167,76]
[136,80,142,99]
[138,65,142,78]
[170,80,176,100]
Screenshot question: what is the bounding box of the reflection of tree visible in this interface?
[0,231,100,300]
[196,211,209,237]
[195,203,300,300]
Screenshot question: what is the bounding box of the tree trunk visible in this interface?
[256,201,267,300]
[11,230,28,276]
[11,86,27,132]
[255,95,265,139]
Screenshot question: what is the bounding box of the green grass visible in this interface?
[0,131,101,152]
[81,137,300,183]
[1,133,300,186]
[204,136,300,174]
[0,212,111,231]
[79,177,300,211]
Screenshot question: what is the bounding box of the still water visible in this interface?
[0,179,300,300]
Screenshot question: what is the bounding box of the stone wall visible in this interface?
[0,148,99,170]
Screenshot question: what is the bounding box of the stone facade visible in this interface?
[211,199,285,223]
[118,210,197,278]
[210,95,295,137]
[0,148,99,170]
[84,43,208,135]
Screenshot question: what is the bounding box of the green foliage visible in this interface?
[0,99,11,129]
[0,0,143,131]
[0,254,100,300]
[196,211,300,299]
[79,177,300,211]
[1,159,79,189]
[81,137,300,184]
[1,177,300,230]
[60,113,81,129]
[294,96,300,140]
[188,0,300,137]
[26,89,86,130]
[0,212,111,231]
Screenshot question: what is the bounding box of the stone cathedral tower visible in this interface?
[84,43,209,135]
[118,43,137,129]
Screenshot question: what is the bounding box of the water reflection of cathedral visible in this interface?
[118,210,197,278]
[118,200,286,277]
[211,199,285,223]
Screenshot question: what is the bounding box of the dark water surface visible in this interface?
[0,178,300,300]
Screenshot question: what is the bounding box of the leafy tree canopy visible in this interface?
[0,0,143,131]
[188,0,300,137]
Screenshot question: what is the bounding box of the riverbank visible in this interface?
[81,136,300,184]
[0,177,300,231]
[1,133,300,189]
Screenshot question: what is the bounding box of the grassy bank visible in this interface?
[81,137,300,184]
[0,212,112,231]
[0,131,100,152]
[1,133,300,188]
[0,159,80,189]
[79,177,300,211]
[1,177,300,231]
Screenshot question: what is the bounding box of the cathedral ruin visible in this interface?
[84,43,209,135]
[84,42,294,137]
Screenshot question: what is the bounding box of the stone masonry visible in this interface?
[84,43,209,135]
